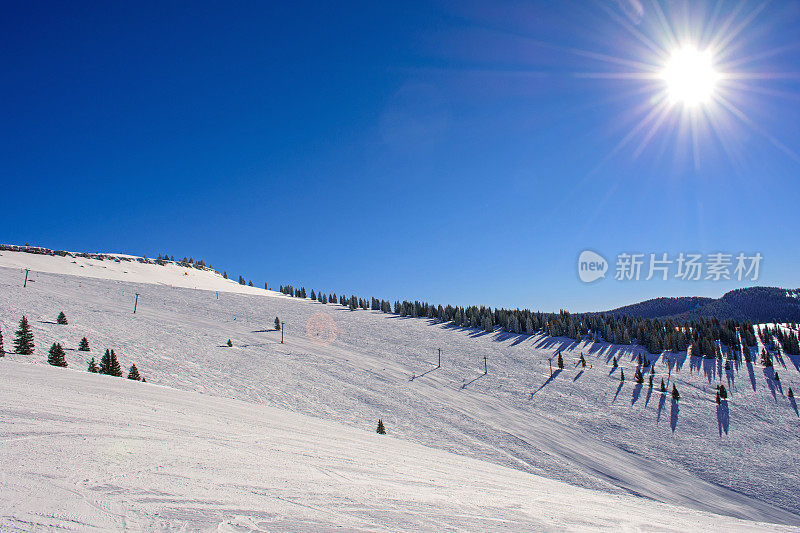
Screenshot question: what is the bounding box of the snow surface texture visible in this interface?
[1,250,799,530]
[3,363,789,532]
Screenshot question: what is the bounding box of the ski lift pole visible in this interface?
[23,269,30,287]
[281,321,285,343]
[133,293,140,314]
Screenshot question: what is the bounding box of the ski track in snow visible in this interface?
[1,251,799,530]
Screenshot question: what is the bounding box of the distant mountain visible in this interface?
[607,286,800,323]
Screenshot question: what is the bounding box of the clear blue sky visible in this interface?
[2,1,799,311]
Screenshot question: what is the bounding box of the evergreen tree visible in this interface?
[612,356,617,368]
[635,368,644,384]
[774,371,780,381]
[127,364,141,380]
[760,350,773,367]
[78,337,90,351]
[660,378,666,392]
[275,317,281,330]
[99,349,122,377]
[227,339,233,347]
[718,384,728,400]
[57,311,68,325]
[789,388,794,398]
[672,384,680,401]
[557,352,564,369]
[48,342,67,367]
[376,419,386,435]
[14,316,35,355]
[620,368,625,381]
[579,353,586,368]
[87,358,99,373]
[648,374,653,388]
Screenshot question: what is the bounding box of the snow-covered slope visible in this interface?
[3,362,789,532]
[2,249,799,529]
[0,247,270,295]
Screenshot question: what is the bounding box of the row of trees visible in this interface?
[275,284,779,357]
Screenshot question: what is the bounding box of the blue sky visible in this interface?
[2,1,799,311]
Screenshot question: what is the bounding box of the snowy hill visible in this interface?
[1,249,799,529]
[4,362,790,532]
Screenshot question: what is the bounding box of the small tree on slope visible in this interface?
[14,316,35,355]
[87,358,99,373]
[376,419,386,435]
[47,343,67,367]
[672,384,680,401]
[557,352,564,370]
[78,337,90,351]
[57,312,68,325]
[100,349,123,377]
[274,317,281,330]
[127,364,141,381]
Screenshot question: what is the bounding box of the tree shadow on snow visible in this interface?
[763,368,777,401]
[612,381,624,404]
[790,396,799,417]
[573,370,584,382]
[657,393,666,423]
[644,385,653,408]
[670,399,680,433]
[746,361,757,391]
[716,401,729,436]
[702,357,717,384]
[530,369,561,397]
[631,382,643,405]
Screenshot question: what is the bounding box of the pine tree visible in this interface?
[57,311,68,325]
[100,349,122,377]
[718,384,727,400]
[660,378,666,392]
[620,368,625,381]
[635,368,643,384]
[557,352,564,369]
[127,364,141,380]
[14,316,35,355]
[87,358,99,373]
[648,374,653,388]
[579,353,586,368]
[227,339,233,347]
[672,384,680,401]
[376,419,386,434]
[47,342,67,367]
[789,388,794,398]
[274,317,281,330]
[774,371,780,381]
[612,356,617,368]
[78,337,90,351]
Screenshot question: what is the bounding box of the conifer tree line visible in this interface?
[275,283,775,356]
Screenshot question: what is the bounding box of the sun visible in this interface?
[660,46,718,107]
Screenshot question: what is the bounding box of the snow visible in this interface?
[1,249,799,530]
[0,248,274,296]
[1,362,791,532]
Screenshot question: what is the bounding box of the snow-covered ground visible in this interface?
[4,362,790,532]
[1,250,799,530]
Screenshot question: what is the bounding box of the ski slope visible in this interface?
[1,249,799,529]
[3,362,790,532]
